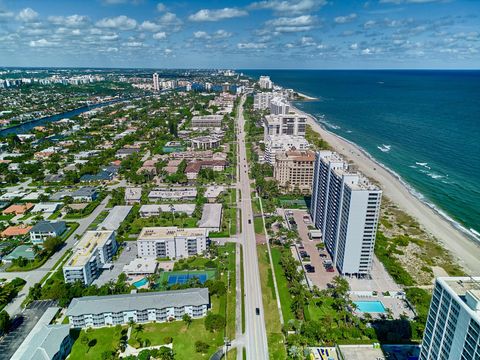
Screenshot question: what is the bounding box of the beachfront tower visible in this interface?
[419,277,480,360]
[310,151,382,276]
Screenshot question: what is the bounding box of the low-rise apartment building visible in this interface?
[66,288,210,328]
[29,220,67,245]
[191,115,223,128]
[137,226,208,259]
[63,230,118,285]
[148,187,197,202]
[125,187,142,204]
[274,150,315,193]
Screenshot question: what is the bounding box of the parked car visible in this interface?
[319,253,327,258]
[326,267,335,273]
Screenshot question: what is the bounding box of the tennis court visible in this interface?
[157,270,216,288]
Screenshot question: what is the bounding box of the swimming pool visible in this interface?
[354,300,387,313]
[132,277,148,288]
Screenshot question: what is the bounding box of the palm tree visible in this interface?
[134,323,144,339]
[182,313,192,328]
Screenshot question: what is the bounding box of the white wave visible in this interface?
[377,144,391,152]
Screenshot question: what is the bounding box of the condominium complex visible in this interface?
[264,135,310,165]
[269,97,290,115]
[259,75,273,89]
[191,115,223,128]
[137,226,208,259]
[66,288,210,328]
[419,277,480,360]
[274,150,315,194]
[263,114,307,140]
[63,230,118,285]
[311,151,382,275]
[254,92,274,110]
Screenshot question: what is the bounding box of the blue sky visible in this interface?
[0,0,479,69]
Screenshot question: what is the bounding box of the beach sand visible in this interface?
[298,109,480,275]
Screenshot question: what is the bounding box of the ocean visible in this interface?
[243,70,480,240]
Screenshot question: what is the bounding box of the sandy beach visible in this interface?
[297,108,480,275]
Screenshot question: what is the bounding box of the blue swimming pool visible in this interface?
[132,278,148,288]
[354,301,387,313]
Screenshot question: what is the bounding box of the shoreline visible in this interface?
[294,92,318,101]
[292,105,480,275]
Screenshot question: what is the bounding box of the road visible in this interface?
[2,194,111,315]
[236,95,269,359]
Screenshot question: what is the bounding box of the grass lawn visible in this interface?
[270,247,294,322]
[88,210,109,230]
[128,319,223,360]
[257,244,287,359]
[69,326,126,360]
[254,217,264,234]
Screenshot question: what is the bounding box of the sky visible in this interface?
[0,0,479,69]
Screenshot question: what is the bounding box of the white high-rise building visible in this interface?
[269,97,290,115]
[311,151,382,275]
[259,75,273,89]
[254,92,274,110]
[152,72,159,91]
[419,277,480,360]
[264,135,310,165]
[263,114,307,140]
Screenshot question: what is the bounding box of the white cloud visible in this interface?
[0,10,14,22]
[100,33,119,41]
[249,0,325,15]
[361,47,381,55]
[48,15,89,27]
[29,38,56,47]
[237,42,267,49]
[363,20,376,29]
[156,3,166,12]
[350,43,358,50]
[267,15,314,27]
[380,0,444,3]
[334,13,357,24]
[96,15,137,30]
[124,41,143,47]
[17,8,38,22]
[194,31,209,39]
[189,8,248,22]
[153,31,167,40]
[194,29,232,40]
[139,20,162,32]
[106,47,118,52]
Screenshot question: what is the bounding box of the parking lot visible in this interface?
[0,300,57,360]
[93,242,138,286]
[286,209,338,289]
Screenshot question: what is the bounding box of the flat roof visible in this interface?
[66,230,114,267]
[139,204,196,215]
[98,205,132,231]
[440,277,480,316]
[125,187,142,200]
[66,288,209,316]
[338,345,385,360]
[198,203,222,229]
[204,185,225,198]
[138,226,207,241]
[123,257,158,274]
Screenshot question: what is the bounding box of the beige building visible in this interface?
[274,150,315,193]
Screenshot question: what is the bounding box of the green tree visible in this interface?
[204,312,226,332]
[182,313,192,328]
[0,311,10,335]
[195,340,210,353]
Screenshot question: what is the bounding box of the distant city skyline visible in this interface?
[0,0,479,69]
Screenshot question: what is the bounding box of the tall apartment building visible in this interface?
[152,72,159,91]
[269,97,290,115]
[419,277,480,360]
[63,230,118,285]
[274,150,315,194]
[137,227,208,259]
[311,151,382,275]
[259,75,273,89]
[263,114,307,141]
[254,92,274,110]
[264,135,310,166]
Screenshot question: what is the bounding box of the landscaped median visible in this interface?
[257,244,287,359]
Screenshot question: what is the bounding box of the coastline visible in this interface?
[293,105,480,275]
[294,92,318,101]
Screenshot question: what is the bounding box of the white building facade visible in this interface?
[419,277,480,360]
[311,151,382,275]
[263,114,307,141]
[254,92,274,110]
[259,75,273,89]
[137,227,208,259]
[66,289,210,328]
[264,135,311,165]
[63,230,118,285]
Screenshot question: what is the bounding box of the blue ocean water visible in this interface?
[243,70,480,240]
